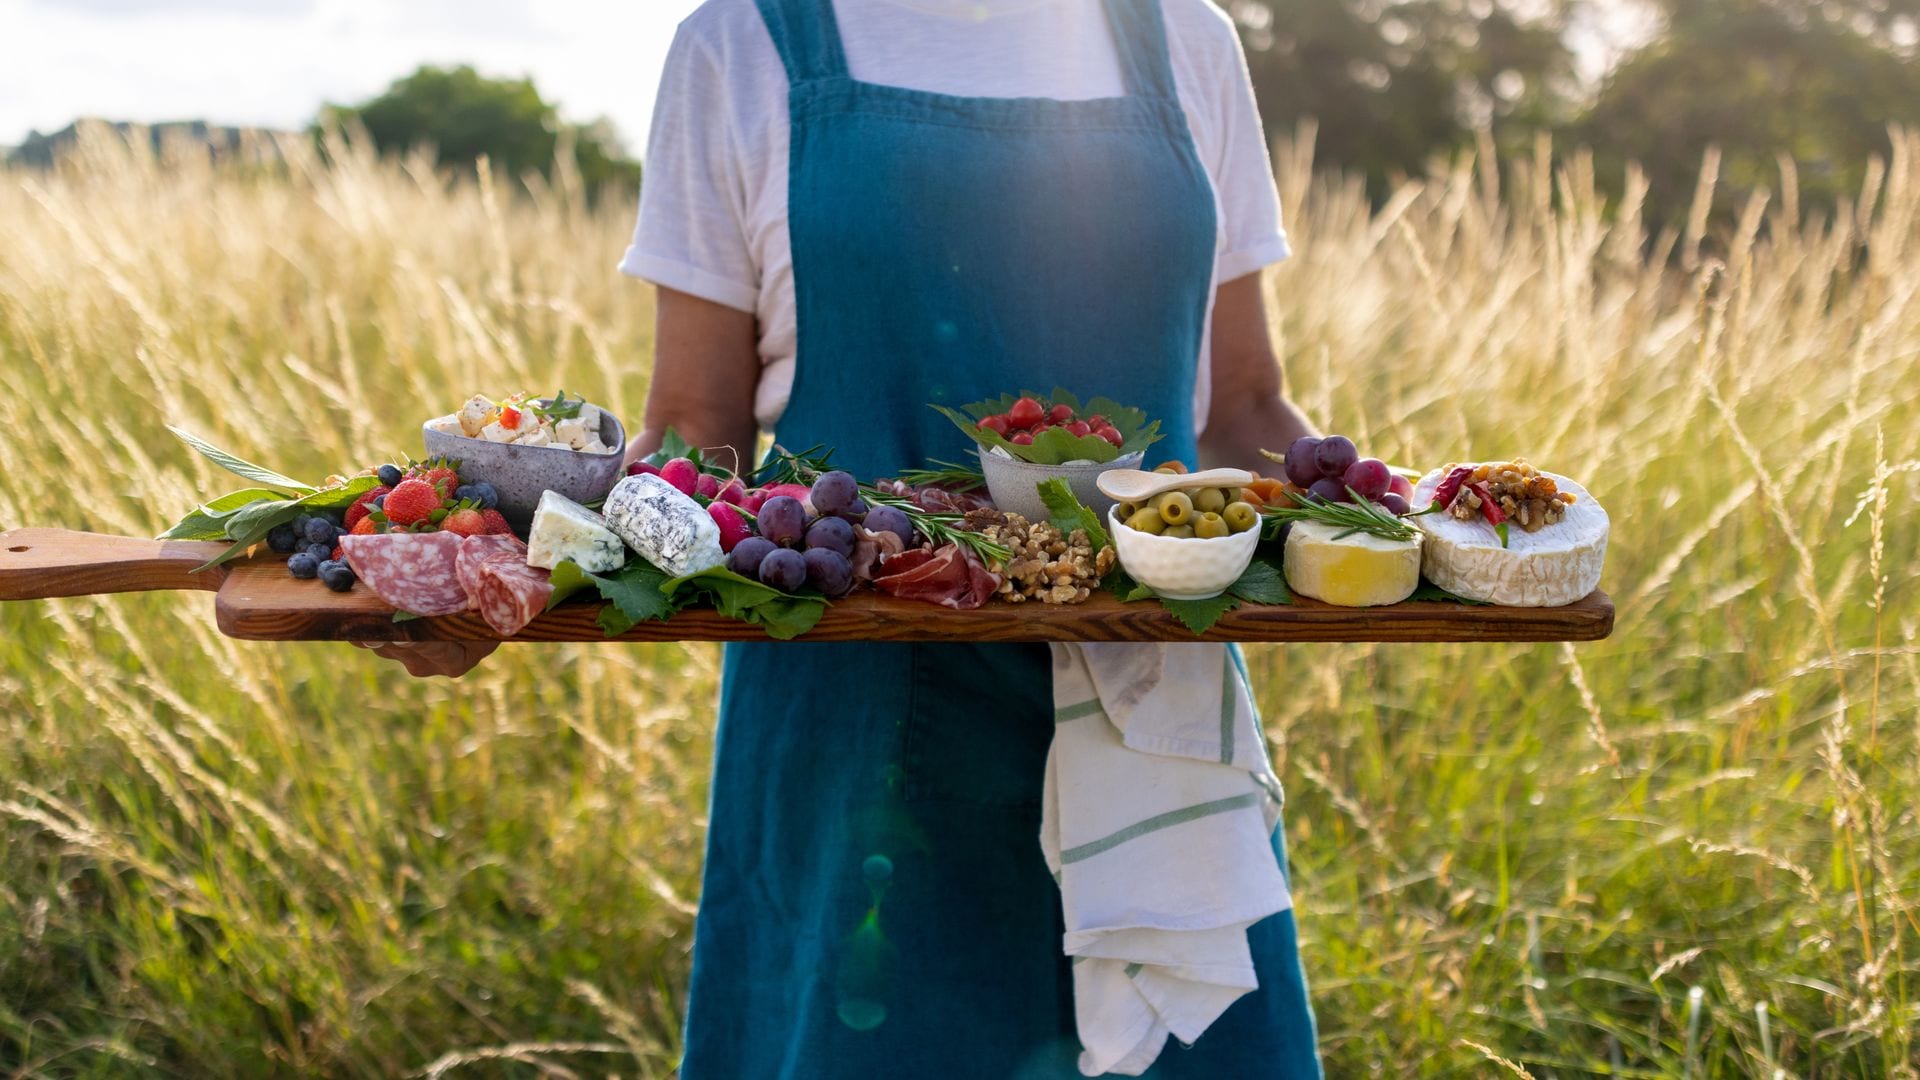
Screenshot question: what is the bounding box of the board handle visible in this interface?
[0,528,233,601]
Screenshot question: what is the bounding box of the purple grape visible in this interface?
[1307,477,1348,503]
[1283,436,1323,486]
[809,470,859,516]
[864,504,914,547]
[727,535,776,578]
[758,547,806,592]
[803,547,853,597]
[757,495,808,547]
[833,496,868,522]
[1378,492,1411,516]
[1343,457,1392,501]
[1314,435,1358,478]
[804,516,856,559]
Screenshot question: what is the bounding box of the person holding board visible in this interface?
[378,0,1320,1074]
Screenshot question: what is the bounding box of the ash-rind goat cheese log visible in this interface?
[1411,468,1609,606]
[526,490,627,573]
[600,474,725,578]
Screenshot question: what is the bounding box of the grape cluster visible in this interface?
[722,470,909,597]
[1281,435,1414,516]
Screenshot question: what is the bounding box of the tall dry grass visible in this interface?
[1,121,1917,1076]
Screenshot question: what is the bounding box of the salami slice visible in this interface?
[473,559,553,637]
[455,534,527,605]
[340,533,471,616]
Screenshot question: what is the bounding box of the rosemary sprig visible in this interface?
[893,459,986,492]
[1261,488,1419,543]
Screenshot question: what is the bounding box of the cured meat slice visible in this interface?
[871,543,1001,610]
[849,524,906,583]
[473,558,553,637]
[455,534,528,603]
[341,533,471,616]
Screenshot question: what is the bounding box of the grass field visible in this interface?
[2,123,1917,1077]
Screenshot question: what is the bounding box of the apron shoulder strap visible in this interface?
[1101,0,1180,101]
[754,0,851,86]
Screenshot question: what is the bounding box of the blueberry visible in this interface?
[287,552,319,579]
[472,482,498,510]
[318,561,356,592]
[303,518,338,546]
[292,513,315,535]
[266,523,299,553]
[371,495,386,510]
[305,543,331,561]
[377,464,404,487]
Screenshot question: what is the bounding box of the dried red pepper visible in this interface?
[1467,481,1507,525]
[1429,466,1474,511]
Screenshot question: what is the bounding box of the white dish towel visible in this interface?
[1043,642,1291,1077]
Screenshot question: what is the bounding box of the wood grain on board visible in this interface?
[2,528,1616,644]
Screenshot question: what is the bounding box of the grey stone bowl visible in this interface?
[422,403,628,531]
[977,447,1145,524]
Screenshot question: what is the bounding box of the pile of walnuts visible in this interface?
[965,509,1116,604]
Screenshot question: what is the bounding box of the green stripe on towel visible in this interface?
[1054,698,1105,724]
[1218,649,1236,764]
[1058,792,1262,864]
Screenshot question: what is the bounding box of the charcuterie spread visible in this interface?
[0,388,1614,642]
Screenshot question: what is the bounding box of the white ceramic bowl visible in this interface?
[1107,505,1259,601]
[978,448,1144,524]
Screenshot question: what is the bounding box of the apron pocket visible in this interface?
[903,642,1053,809]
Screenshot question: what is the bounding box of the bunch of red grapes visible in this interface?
[977,397,1125,449]
[1281,434,1415,516]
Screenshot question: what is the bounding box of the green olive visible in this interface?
[1161,524,1195,540]
[1152,490,1193,525]
[1192,487,1227,515]
[1116,501,1138,521]
[1193,511,1229,539]
[1223,501,1259,534]
[1124,508,1167,535]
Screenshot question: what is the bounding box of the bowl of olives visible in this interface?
[1108,483,1261,600]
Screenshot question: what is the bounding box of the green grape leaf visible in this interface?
[1158,593,1241,635]
[1035,478,1110,550]
[663,567,827,641]
[1225,556,1292,605]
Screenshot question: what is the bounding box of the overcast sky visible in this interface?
[0,0,706,151]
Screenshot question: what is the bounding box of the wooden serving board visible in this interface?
[1,528,1614,644]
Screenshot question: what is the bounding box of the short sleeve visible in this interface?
[618,23,761,312]
[1206,27,1291,282]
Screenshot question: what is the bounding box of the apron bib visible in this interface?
[685,1,1319,1074]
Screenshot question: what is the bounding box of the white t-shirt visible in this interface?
[621,0,1290,433]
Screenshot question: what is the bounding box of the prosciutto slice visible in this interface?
[849,524,907,583]
[340,533,471,617]
[871,543,1001,610]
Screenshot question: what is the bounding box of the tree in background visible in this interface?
[1227,0,1577,191]
[1577,0,1920,226]
[318,65,640,195]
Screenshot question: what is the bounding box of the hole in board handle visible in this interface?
[7,545,26,553]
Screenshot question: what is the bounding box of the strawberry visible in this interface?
[480,509,513,535]
[343,484,392,530]
[350,514,381,536]
[383,479,443,526]
[442,507,487,538]
[406,458,462,499]
[331,544,345,562]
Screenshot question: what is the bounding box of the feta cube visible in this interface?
[554,417,592,450]
[457,395,499,437]
[512,426,552,448]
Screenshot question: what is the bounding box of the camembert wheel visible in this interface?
[1411,467,1608,607]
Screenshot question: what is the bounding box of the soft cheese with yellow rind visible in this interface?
[1283,521,1423,607]
[1411,468,1608,606]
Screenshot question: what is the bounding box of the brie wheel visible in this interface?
[1412,468,1608,607]
[1283,521,1423,607]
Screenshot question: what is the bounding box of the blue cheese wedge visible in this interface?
[601,474,725,577]
[526,490,627,573]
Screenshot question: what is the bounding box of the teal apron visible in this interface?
[685,0,1321,1074]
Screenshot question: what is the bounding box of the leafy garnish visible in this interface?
[663,566,826,641]
[526,389,584,422]
[158,488,288,540]
[547,558,683,636]
[932,388,1163,466]
[1108,555,1293,634]
[1035,478,1110,550]
[1261,489,1419,543]
[893,460,986,492]
[1495,521,1511,549]
[1225,555,1292,605]
[166,426,315,492]
[186,476,381,571]
[1158,594,1243,635]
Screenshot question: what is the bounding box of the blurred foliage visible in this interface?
[1232,0,1920,226]
[317,64,641,197]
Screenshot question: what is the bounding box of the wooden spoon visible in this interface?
[1096,467,1255,504]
